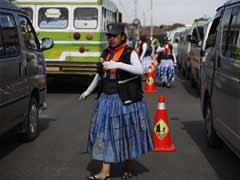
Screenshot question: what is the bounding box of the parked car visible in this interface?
[188,21,210,89]
[0,0,53,141]
[177,28,191,77]
[200,0,240,157]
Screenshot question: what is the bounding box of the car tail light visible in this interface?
[86,32,93,40]
[79,47,85,53]
[73,32,81,40]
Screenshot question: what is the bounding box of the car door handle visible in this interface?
[217,56,221,67]
[19,63,23,76]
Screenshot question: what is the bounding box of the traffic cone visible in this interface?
[152,96,176,152]
[144,66,156,93]
[150,59,156,77]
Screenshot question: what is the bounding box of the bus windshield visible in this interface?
[38,7,68,29]
[74,8,98,29]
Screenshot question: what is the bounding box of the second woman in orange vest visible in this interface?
[156,41,175,88]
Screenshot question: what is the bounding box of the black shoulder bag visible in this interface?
[117,76,143,105]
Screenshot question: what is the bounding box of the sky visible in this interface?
[114,0,226,26]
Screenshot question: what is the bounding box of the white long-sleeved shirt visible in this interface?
[86,50,143,93]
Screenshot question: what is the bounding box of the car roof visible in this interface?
[217,0,240,11]
[0,0,22,11]
[225,0,240,4]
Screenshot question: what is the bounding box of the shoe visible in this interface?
[87,175,110,180]
[166,83,171,88]
[122,171,133,179]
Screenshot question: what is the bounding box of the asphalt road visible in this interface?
[0,72,239,180]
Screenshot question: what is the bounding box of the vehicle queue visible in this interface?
[0,0,240,163]
[169,0,240,158]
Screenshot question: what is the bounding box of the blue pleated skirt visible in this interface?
[87,93,153,163]
[156,59,175,83]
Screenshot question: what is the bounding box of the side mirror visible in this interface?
[188,35,199,44]
[41,38,54,51]
[187,34,191,42]
[206,34,216,49]
[200,49,206,63]
[200,49,205,57]
[198,41,202,47]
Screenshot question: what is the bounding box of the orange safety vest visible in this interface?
[103,43,127,75]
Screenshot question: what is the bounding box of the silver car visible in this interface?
[0,0,53,141]
[200,0,240,157]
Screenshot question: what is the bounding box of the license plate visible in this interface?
[47,67,60,71]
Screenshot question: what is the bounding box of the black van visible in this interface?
[200,0,240,157]
[0,0,53,141]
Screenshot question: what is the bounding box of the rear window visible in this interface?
[198,26,204,41]
[21,7,33,21]
[0,13,20,58]
[74,8,98,29]
[38,7,68,29]
[19,16,40,51]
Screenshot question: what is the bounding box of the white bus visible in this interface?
[15,0,122,77]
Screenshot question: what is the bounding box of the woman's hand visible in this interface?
[103,60,121,69]
[78,73,100,101]
[78,90,91,101]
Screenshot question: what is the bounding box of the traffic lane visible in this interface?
[0,93,87,179]
[142,74,240,180]
[0,75,238,180]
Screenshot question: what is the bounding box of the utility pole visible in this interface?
[150,0,153,38]
[143,12,146,26]
[133,0,140,41]
[134,0,137,19]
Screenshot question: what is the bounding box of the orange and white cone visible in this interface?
[151,59,157,77]
[144,66,156,93]
[152,96,176,152]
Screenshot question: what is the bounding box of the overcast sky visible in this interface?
[114,0,226,26]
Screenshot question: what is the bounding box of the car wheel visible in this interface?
[177,61,182,70]
[190,71,196,88]
[204,100,222,147]
[186,66,190,80]
[181,65,186,77]
[21,97,39,142]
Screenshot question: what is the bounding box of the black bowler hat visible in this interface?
[106,23,125,36]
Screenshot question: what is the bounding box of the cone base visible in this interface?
[152,144,176,152]
[144,89,157,93]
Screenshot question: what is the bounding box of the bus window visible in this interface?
[21,7,33,21]
[74,8,98,29]
[38,7,68,29]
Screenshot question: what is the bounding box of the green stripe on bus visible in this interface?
[38,32,104,41]
[43,44,102,59]
[65,56,100,62]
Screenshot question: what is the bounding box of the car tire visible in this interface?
[204,100,222,148]
[190,70,196,88]
[181,65,186,77]
[186,66,190,80]
[20,97,39,142]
